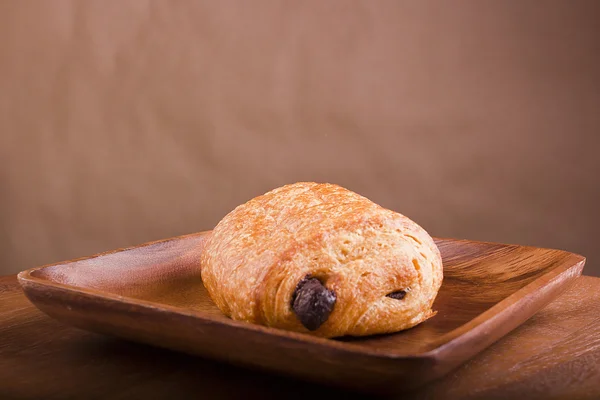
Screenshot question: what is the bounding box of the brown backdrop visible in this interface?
[1,1,599,276]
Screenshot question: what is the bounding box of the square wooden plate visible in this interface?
[17,232,585,394]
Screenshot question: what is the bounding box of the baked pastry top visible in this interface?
[200,182,443,338]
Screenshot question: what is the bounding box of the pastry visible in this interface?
[200,182,443,338]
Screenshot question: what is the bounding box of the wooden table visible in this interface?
[1,274,599,400]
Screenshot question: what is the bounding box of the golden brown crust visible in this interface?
[201,182,443,338]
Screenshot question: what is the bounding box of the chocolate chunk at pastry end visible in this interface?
[387,289,408,300]
[291,277,336,331]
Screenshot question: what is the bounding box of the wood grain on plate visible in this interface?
[17,232,585,394]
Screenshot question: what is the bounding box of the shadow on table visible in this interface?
[80,337,387,400]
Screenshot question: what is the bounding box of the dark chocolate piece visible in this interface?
[387,290,407,300]
[291,277,336,331]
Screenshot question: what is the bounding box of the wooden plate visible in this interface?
[17,232,585,394]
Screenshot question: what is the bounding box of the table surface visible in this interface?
[1,274,600,400]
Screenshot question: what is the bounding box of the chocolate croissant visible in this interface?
[200,182,443,338]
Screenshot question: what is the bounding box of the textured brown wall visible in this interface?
[1,1,599,276]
